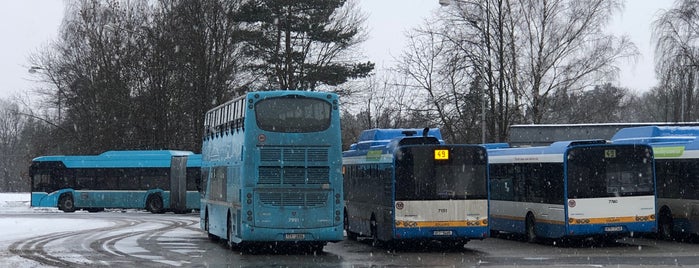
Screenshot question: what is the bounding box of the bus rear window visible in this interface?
[255,96,331,133]
[567,146,654,198]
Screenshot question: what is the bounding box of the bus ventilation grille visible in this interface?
[259,147,329,163]
[258,192,328,207]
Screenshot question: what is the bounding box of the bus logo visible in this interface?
[568,200,576,208]
[396,202,404,210]
[258,134,266,143]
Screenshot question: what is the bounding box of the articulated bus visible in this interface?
[612,126,699,239]
[200,90,343,250]
[487,140,656,242]
[342,128,489,248]
[30,150,201,213]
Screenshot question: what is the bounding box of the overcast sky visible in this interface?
[0,0,675,99]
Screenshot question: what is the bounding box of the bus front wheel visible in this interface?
[58,194,76,213]
[146,194,164,214]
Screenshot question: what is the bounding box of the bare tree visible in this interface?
[400,0,637,144]
[396,22,485,143]
[514,0,636,124]
[653,0,699,122]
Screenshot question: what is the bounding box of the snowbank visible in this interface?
[0,192,60,213]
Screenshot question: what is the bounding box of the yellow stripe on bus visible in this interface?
[568,214,655,225]
[395,219,488,228]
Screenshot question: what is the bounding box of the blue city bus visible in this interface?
[200,90,343,251]
[342,128,489,248]
[487,140,657,242]
[612,126,699,239]
[30,150,201,213]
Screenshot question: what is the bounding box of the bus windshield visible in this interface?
[395,146,488,201]
[255,96,331,133]
[567,146,654,198]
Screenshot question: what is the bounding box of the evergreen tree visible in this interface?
[233,0,374,91]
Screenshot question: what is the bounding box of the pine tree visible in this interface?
[234,0,374,90]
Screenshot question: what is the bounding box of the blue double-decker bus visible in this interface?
[612,126,699,239]
[30,150,201,213]
[487,140,656,242]
[342,128,489,248]
[200,90,343,251]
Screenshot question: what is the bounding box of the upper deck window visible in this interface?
[255,96,331,133]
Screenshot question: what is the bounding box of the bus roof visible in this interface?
[32,150,200,168]
[611,126,699,149]
[486,140,608,157]
[343,128,443,157]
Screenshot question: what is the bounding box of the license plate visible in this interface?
[284,233,305,240]
[604,226,623,232]
[433,230,453,236]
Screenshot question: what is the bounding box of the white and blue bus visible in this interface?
[487,140,656,242]
[200,90,343,251]
[30,150,201,213]
[342,128,489,248]
[612,126,699,239]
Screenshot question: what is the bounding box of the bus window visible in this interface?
[255,97,331,133]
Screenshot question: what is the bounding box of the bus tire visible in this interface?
[205,209,220,242]
[525,213,538,243]
[227,212,239,250]
[370,215,380,247]
[58,194,76,213]
[146,194,164,214]
[658,208,674,240]
[344,210,358,241]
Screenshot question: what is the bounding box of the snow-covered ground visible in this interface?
[0,192,34,213]
[0,193,116,267]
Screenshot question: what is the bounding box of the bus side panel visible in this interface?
[345,201,375,237]
[186,191,201,210]
[206,202,230,239]
[490,200,566,238]
[73,190,156,209]
[31,191,63,207]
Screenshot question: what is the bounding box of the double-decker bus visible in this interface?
[342,128,489,248]
[200,90,343,251]
[487,140,656,242]
[30,150,201,213]
[612,126,699,239]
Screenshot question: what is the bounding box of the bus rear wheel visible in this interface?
[58,194,76,213]
[370,216,380,247]
[344,211,358,241]
[146,194,164,214]
[525,213,538,243]
[658,209,674,240]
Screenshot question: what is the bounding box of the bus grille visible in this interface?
[258,146,330,185]
[258,167,329,184]
[259,147,329,163]
[258,192,328,207]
